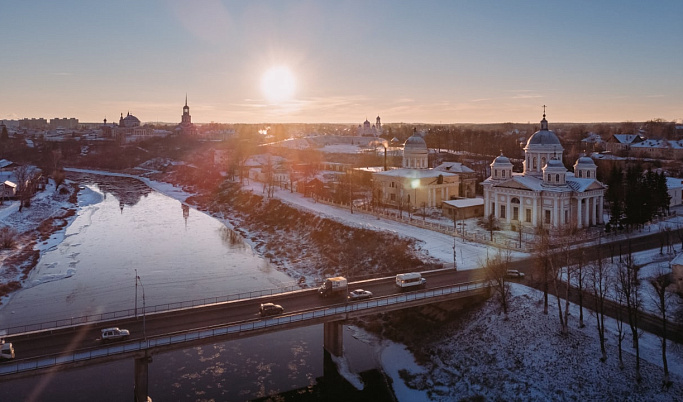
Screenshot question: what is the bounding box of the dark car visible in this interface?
[259,303,284,317]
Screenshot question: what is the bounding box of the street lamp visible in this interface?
[136,273,146,340]
[453,237,457,271]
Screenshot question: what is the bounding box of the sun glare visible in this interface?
[261,66,296,104]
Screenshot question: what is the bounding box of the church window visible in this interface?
[525,209,532,223]
[578,171,582,178]
[541,157,546,167]
[587,171,591,178]
[545,210,551,224]
[502,170,506,178]
[533,158,537,169]
[547,174,551,181]
[565,210,569,224]
[390,193,396,201]
[513,206,519,221]
[556,174,560,182]
[494,170,498,178]
[500,205,506,219]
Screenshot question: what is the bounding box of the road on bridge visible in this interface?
[1,268,483,366]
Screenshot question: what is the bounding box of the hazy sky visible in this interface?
[1,0,681,125]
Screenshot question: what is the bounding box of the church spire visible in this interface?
[540,105,548,130]
[185,93,188,107]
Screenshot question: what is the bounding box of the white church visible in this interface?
[481,112,606,229]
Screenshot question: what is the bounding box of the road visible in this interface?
[2,269,483,365]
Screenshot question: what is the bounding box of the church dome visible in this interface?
[525,114,560,147]
[545,158,565,169]
[404,131,427,150]
[526,128,560,146]
[121,112,141,128]
[575,156,596,166]
[492,154,512,166]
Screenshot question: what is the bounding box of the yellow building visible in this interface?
[373,129,465,209]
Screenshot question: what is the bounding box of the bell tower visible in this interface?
[181,94,191,124]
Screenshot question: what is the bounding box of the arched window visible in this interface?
[578,171,582,178]
[494,170,498,178]
[556,174,560,182]
[547,174,551,181]
[502,170,506,178]
[587,171,591,178]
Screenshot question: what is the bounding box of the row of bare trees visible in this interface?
[484,227,679,386]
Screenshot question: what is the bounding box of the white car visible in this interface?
[348,289,373,301]
[101,327,131,342]
[505,269,525,279]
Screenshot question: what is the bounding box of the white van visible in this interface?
[395,272,427,290]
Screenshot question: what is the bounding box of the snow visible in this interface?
[375,284,683,401]
[3,166,683,400]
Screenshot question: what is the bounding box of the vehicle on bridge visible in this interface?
[395,272,426,290]
[348,289,373,301]
[505,269,525,279]
[101,327,130,342]
[259,303,284,317]
[318,276,348,298]
[0,339,15,360]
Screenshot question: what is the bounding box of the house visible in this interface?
[666,177,683,207]
[442,198,485,221]
[605,134,646,155]
[670,253,683,294]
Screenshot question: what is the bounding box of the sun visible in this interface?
[261,66,296,104]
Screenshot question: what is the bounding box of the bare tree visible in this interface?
[589,254,611,362]
[14,165,39,212]
[484,250,513,319]
[649,267,674,387]
[549,228,573,335]
[533,227,552,315]
[613,274,628,370]
[616,249,643,382]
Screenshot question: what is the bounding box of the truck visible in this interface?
[395,272,426,290]
[318,276,348,298]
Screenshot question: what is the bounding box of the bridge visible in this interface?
[0,269,489,401]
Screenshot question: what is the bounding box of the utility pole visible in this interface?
[135,269,138,319]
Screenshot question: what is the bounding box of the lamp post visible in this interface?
[453,237,457,271]
[136,273,146,340]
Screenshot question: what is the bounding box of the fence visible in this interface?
[0,280,488,377]
[1,282,305,336]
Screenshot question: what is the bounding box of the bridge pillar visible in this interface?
[323,321,344,357]
[134,353,152,402]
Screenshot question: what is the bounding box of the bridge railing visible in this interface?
[0,282,305,336]
[0,280,488,377]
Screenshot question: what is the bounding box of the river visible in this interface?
[0,176,396,401]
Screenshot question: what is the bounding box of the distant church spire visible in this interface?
[185,93,188,107]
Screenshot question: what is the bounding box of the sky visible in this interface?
[1,0,682,125]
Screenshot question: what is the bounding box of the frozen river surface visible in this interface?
[0,180,293,328]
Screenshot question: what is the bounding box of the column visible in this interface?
[554,199,560,228]
[532,195,537,226]
[484,190,489,217]
[506,197,511,223]
[134,354,152,402]
[323,321,344,357]
[576,197,582,228]
[598,195,604,224]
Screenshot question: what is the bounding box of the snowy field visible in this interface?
[367,284,683,401]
